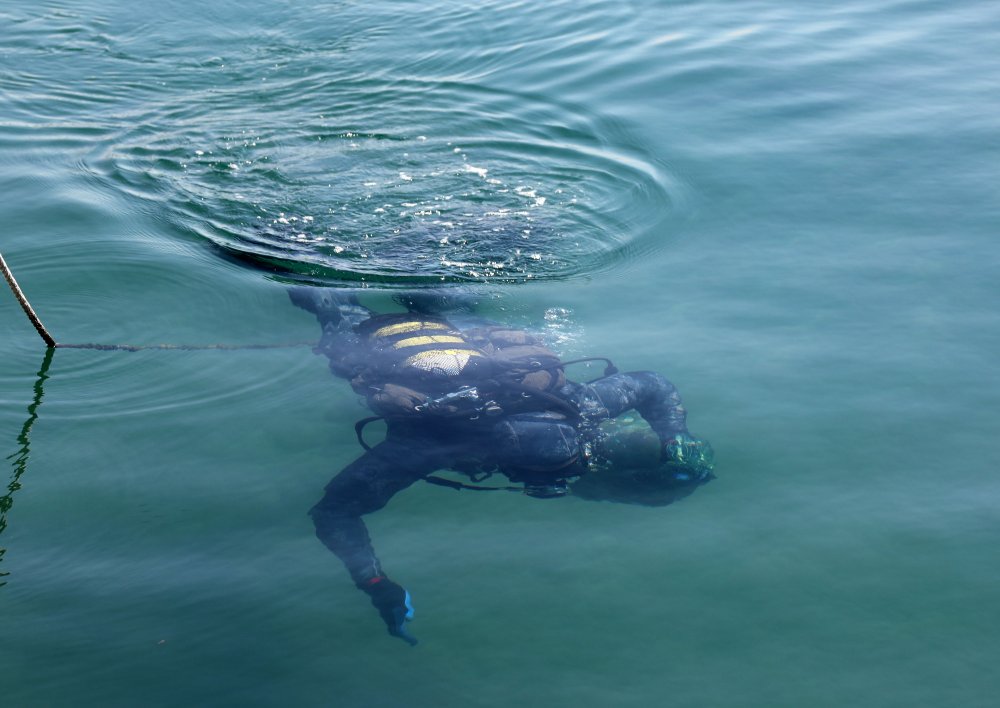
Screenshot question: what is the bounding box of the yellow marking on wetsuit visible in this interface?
[392,335,467,349]
[404,348,484,374]
[372,321,451,338]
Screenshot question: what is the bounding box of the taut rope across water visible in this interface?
[1,250,312,352]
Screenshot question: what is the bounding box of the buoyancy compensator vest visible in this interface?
[352,314,491,418]
[350,313,570,420]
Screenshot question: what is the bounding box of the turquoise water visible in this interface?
[3,0,1000,705]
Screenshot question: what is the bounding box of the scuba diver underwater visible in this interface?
[290,288,715,646]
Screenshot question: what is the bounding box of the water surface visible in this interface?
[3,1,1000,706]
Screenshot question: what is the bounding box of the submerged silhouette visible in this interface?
[292,288,715,645]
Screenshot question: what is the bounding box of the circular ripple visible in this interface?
[92,74,688,286]
[7,0,685,287]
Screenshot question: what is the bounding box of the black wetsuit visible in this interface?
[304,304,691,588]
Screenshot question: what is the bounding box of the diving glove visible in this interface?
[661,433,716,483]
[362,577,418,646]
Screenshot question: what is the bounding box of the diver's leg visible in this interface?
[288,287,374,378]
[289,287,372,326]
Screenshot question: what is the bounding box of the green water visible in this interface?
[3,1,1000,706]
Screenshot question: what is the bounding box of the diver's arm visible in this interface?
[309,438,445,645]
[575,371,688,440]
[575,371,714,476]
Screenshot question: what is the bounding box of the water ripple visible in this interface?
[88,77,687,285]
[5,0,689,287]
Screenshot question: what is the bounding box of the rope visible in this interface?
[54,342,314,352]
[1,249,314,352]
[0,252,56,347]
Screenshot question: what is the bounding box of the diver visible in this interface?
[290,288,715,646]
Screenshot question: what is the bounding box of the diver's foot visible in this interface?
[288,287,344,325]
